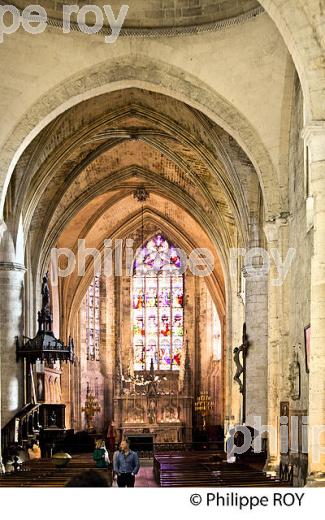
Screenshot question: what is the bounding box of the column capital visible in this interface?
[264,213,291,243]
[0,261,26,272]
[242,265,268,280]
[301,121,325,162]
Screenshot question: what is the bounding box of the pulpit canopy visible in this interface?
[16,273,74,364]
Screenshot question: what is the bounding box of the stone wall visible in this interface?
[287,73,311,410]
[283,73,311,485]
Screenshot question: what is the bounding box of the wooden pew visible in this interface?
[0,453,110,488]
[154,451,290,488]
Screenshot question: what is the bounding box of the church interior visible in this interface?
[0,0,324,488]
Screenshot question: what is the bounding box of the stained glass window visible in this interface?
[85,275,100,361]
[132,234,184,371]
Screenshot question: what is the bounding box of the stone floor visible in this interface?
[135,464,158,487]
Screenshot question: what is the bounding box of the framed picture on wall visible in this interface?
[304,325,311,374]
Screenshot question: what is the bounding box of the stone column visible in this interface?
[263,220,281,474]
[263,212,292,475]
[244,268,268,427]
[0,261,25,466]
[302,124,325,484]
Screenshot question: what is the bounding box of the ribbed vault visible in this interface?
[5,87,262,344]
[62,201,227,334]
[1,58,278,220]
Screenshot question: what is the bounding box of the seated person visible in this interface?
[17,446,28,463]
[4,458,15,473]
[28,441,41,460]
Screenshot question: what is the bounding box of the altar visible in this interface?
[120,422,184,445]
[114,394,190,444]
[123,433,154,452]
[112,355,193,445]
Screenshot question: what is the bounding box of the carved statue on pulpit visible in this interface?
[41,274,50,309]
[38,272,52,332]
[48,410,57,427]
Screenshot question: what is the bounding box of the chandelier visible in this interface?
[81,384,101,432]
[194,391,214,430]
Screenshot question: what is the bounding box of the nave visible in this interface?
[1,0,325,488]
[0,451,290,488]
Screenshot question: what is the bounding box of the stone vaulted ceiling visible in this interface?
[7,87,261,321]
[12,0,262,29]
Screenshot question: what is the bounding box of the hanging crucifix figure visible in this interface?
[233,323,250,423]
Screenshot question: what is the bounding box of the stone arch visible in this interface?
[63,206,227,335]
[18,101,250,256]
[259,0,325,121]
[0,56,281,220]
[37,169,233,278]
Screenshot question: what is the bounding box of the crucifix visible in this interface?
[233,323,250,423]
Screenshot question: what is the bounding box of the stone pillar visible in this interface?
[244,268,268,427]
[263,220,281,474]
[0,262,25,465]
[263,214,291,474]
[302,124,325,484]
